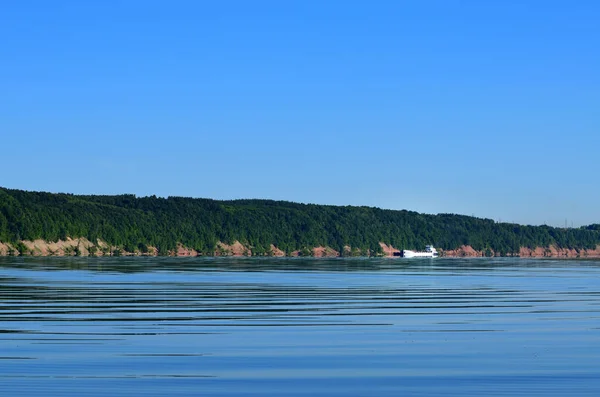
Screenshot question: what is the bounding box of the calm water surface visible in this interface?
[1,257,599,396]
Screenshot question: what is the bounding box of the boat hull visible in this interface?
[401,250,436,258]
[401,246,438,258]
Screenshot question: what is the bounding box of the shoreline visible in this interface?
[1,239,599,259]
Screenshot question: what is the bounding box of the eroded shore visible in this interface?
[1,238,599,258]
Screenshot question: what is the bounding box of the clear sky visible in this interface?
[1,0,598,227]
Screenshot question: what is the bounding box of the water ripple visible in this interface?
[1,257,600,396]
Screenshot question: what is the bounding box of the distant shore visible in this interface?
[2,187,600,260]
[1,238,599,259]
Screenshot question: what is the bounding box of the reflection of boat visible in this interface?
[401,245,438,258]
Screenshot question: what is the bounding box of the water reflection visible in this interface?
[2,255,600,274]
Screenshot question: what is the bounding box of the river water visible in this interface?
[1,257,599,396]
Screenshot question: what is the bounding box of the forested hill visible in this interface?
[1,187,599,256]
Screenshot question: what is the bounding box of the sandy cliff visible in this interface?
[440,245,600,258]
[379,243,401,257]
[1,239,599,258]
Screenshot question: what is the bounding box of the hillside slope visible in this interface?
[1,187,599,257]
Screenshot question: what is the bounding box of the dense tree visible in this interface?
[0,187,599,256]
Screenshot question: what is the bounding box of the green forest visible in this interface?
[1,187,599,256]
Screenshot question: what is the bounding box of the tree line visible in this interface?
[1,187,599,256]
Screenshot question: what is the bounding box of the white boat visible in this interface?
[401,245,438,258]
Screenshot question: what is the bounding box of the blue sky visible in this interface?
[1,0,598,226]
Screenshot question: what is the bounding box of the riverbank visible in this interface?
[1,238,599,258]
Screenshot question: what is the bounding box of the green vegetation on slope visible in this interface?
[1,187,599,256]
